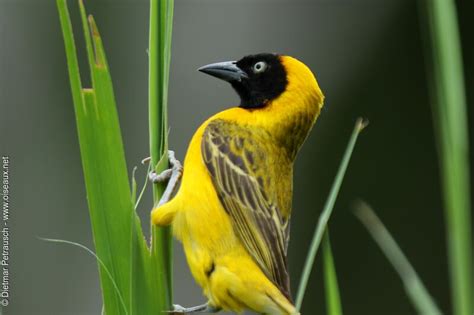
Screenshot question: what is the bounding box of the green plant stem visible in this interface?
[295,118,368,310]
[149,0,174,311]
[419,1,472,314]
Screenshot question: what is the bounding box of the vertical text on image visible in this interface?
[1,156,10,307]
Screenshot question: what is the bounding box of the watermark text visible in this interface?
[1,156,10,307]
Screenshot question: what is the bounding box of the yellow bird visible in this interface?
[150,53,324,315]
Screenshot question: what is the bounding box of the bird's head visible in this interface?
[198,53,323,110]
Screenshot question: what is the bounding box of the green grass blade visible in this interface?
[56,0,83,117]
[56,2,167,314]
[295,118,368,310]
[149,0,175,311]
[322,230,343,315]
[354,201,442,315]
[57,1,135,314]
[418,1,472,314]
[78,0,95,87]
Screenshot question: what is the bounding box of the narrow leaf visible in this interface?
[57,1,132,313]
[295,118,368,310]
[322,230,343,315]
[57,1,174,314]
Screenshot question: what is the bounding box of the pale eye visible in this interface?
[253,61,267,73]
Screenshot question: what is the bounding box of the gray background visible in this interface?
[1,0,473,314]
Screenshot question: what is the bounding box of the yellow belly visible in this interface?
[172,191,294,314]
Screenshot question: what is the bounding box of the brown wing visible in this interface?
[201,119,292,300]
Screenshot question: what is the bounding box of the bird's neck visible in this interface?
[257,85,324,160]
[213,87,323,160]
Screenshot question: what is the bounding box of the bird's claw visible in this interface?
[149,169,173,183]
[148,150,183,184]
[162,304,186,314]
[163,303,219,314]
[164,304,201,314]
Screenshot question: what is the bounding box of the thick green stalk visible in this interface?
[419,1,472,314]
[295,118,367,310]
[149,0,174,311]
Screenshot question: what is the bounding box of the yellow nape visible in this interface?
[280,55,324,108]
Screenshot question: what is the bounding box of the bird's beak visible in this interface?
[198,61,248,82]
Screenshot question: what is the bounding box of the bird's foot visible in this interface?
[146,150,183,207]
[148,150,183,184]
[165,303,221,314]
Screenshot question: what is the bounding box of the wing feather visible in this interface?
[201,119,292,300]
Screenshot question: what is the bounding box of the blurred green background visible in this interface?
[1,0,473,314]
